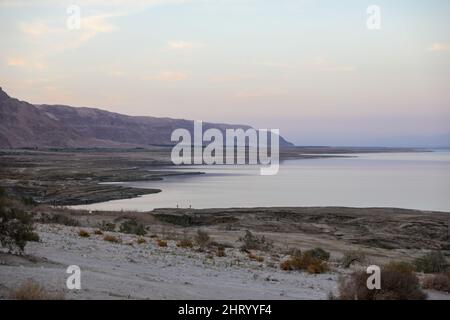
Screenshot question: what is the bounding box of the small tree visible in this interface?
[0,199,39,253]
[194,229,210,249]
[239,230,273,251]
[414,251,448,273]
[304,247,330,261]
[119,219,146,236]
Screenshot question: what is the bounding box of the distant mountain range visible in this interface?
[0,87,293,149]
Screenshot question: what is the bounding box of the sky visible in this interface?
[0,0,449,146]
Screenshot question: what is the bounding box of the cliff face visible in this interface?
[0,87,293,148]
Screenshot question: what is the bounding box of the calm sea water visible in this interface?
[74,151,450,212]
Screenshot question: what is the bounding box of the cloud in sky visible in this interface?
[0,0,188,7]
[20,21,61,37]
[18,12,120,54]
[147,71,188,82]
[308,57,356,72]
[236,89,284,98]
[6,57,47,70]
[428,43,450,52]
[168,41,195,49]
[76,14,118,44]
[7,57,26,67]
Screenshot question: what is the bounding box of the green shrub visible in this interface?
[119,219,146,236]
[24,232,40,242]
[341,250,367,268]
[0,203,38,253]
[99,221,116,232]
[239,230,273,251]
[304,247,330,261]
[414,251,448,273]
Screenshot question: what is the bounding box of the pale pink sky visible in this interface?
[1,0,449,146]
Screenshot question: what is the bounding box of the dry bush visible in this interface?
[160,227,177,240]
[414,251,448,274]
[78,229,90,238]
[103,234,121,243]
[94,229,103,235]
[280,260,292,271]
[177,239,193,248]
[338,264,427,300]
[341,250,367,268]
[194,229,210,248]
[239,230,273,251]
[40,214,79,227]
[422,273,450,293]
[9,279,65,300]
[280,252,329,274]
[307,259,329,274]
[157,239,168,247]
[217,246,226,257]
[248,253,264,262]
[384,261,416,274]
[136,238,146,244]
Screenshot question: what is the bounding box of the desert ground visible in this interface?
[0,205,449,299]
[0,148,449,300]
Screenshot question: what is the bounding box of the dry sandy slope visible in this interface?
[0,224,339,299]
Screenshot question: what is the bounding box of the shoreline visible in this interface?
[0,147,429,207]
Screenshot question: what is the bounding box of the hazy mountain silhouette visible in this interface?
[0,87,293,149]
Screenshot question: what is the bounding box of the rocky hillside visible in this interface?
[0,87,292,149]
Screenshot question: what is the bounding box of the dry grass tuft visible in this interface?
[157,239,167,247]
[248,253,264,262]
[103,234,121,243]
[136,238,146,244]
[9,279,65,300]
[280,251,329,274]
[94,229,103,235]
[78,229,90,238]
[177,239,193,248]
[216,246,226,257]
